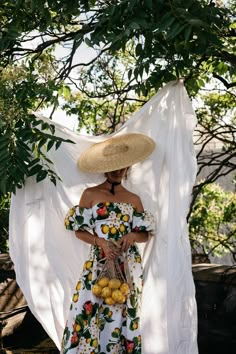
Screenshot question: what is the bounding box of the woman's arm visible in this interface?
[117,231,148,252]
[75,230,120,259]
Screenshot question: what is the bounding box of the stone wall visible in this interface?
[193,264,236,354]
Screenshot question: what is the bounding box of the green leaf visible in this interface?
[135,43,142,56]
[47,139,54,152]
[128,69,132,80]
[31,119,43,127]
[144,0,152,9]
[83,329,90,339]
[129,22,140,30]
[36,170,48,182]
[127,307,136,318]
[167,23,187,40]
[49,124,55,135]
[184,26,192,41]
[55,140,62,150]
[28,164,43,176]
[76,215,84,225]
[188,19,208,28]
[41,122,50,130]
[28,158,40,167]
[111,331,119,338]
[0,133,11,144]
[50,176,57,186]
[157,14,175,31]
[103,307,109,316]
[15,160,29,175]
[0,175,8,194]
[38,137,48,150]
[0,149,10,162]
[84,37,92,47]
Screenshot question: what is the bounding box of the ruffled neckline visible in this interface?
[91,201,134,210]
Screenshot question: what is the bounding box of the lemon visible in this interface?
[97,277,109,287]
[87,272,92,281]
[73,293,79,302]
[101,225,109,234]
[85,261,93,270]
[105,202,110,206]
[92,339,98,348]
[108,278,121,289]
[76,281,82,291]
[69,208,75,216]
[111,289,123,302]
[117,294,126,304]
[132,322,138,330]
[120,283,130,295]
[92,284,102,296]
[101,286,112,298]
[75,324,81,332]
[105,297,116,305]
[122,214,129,222]
[119,224,125,232]
[64,218,69,226]
[110,227,117,235]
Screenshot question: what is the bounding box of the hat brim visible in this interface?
[77,133,156,173]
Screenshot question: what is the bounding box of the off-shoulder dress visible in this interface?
[61,202,154,354]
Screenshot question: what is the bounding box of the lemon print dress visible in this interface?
[62,202,154,354]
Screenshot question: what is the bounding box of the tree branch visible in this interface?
[213,73,236,89]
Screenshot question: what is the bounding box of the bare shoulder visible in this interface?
[79,184,104,208]
[125,190,144,212]
[78,187,95,208]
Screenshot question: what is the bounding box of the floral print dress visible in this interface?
[62,202,154,354]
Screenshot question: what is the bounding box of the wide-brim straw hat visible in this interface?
[78,133,156,173]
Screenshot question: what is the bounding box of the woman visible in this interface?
[61,133,155,354]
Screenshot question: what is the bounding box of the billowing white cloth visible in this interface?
[9,81,198,354]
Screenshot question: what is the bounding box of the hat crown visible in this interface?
[104,142,129,156]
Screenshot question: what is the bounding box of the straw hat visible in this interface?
[78,133,156,173]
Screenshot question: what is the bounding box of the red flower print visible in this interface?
[126,339,135,353]
[83,300,93,315]
[133,226,140,232]
[97,206,107,217]
[71,332,78,345]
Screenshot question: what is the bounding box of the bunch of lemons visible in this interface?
[92,277,130,305]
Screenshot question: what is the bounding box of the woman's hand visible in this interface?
[117,233,136,252]
[97,238,120,260]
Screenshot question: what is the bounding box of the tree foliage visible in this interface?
[189,183,236,262]
[191,89,236,209]
[0,0,235,194]
[0,1,235,258]
[0,193,10,253]
[0,61,74,194]
[1,0,235,92]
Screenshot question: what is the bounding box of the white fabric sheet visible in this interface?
[9,81,198,353]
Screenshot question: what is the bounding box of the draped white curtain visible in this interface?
[9,80,198,354]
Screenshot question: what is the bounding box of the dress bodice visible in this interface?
[64,201,155,240]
